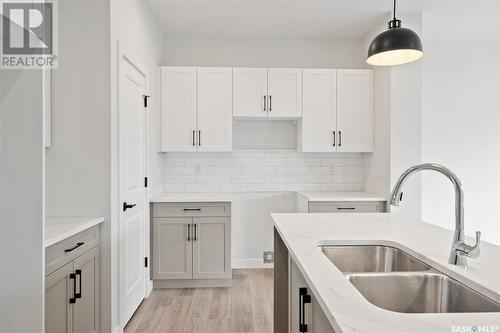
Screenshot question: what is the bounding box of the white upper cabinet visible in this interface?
[233,68,302,118]
[267,68,303,118]
[300,69,337,152]
[197,67,233,152]
[300,69,373,153]
[160,67,197,152]
[233,68,268,118]
[160,66,233,152]
[337,69,373,152]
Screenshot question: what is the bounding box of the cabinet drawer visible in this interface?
[308,201,384,213]
[152,202,231,217]
[45,225,100,276]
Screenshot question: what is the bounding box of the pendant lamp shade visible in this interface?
[367,0,423,66]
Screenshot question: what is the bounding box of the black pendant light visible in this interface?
[367,0,423,66]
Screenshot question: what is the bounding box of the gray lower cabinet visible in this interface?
[152,202,231,286]
[290,257,335,333]
[45,226,100,333]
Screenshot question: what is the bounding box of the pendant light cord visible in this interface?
[393,0,397,20]
[389,0,401,29]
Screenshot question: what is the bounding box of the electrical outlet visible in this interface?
[263,251,274,264]
[194,165,201,174]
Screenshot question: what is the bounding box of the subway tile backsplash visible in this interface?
[160,150,364,193]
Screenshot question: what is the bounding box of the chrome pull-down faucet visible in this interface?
[389,163,481,267]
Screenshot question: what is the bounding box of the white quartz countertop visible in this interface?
[150,193,232,203]
[298,191,387,202]
[45,216,104,248]
[272,213,500,333]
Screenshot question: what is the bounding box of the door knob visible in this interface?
[123,202,136,212]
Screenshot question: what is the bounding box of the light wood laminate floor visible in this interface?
[124,269,273,333]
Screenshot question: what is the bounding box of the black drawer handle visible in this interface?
[75,269,82,299]
[65,242,84,253]
[183,208,201,211]
[337,207,356,210]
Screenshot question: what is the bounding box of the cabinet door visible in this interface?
[300,69,337,152]
[45,262,74,333]
[233,68,268,117]
[160,67,197,151]
[289,258,313,333]
[153,217,193,280]
[192,217,231,279]
[73,247,99,333]
[336,69,373,152]
[312,294,336,333]
[197,67,233,152]
[268,68,302,118]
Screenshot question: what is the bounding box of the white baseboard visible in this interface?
[232,258,274,269]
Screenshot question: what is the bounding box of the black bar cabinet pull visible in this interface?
[183,208,201,211]
[299,287,311,332]
[69,273,77,304]
[75,269,82,299]
[269,95,272,111]
[337,207,356,210]
[187,224,191,241]
[333,131,336,147]
[198,130,201,146]
[192,130,195,146]
[65,242,84,253]
[263,95,267,111]
[339,131,342,147]
[193,224,197,242]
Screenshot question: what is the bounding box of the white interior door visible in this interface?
[118,50,147,327]
[267,68,302,118]
[197,67,233,152]
[301,69,337,152]
[160,67,197,151]
[336,69,374,152]
[232,68,268,117]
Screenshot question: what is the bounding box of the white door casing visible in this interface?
[197,67,233,152]
[233,68,268,117]
[301,69,337,152]
[118,49,147,327]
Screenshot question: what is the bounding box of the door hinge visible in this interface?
[144,177,148,188]
[144,257,148,268]
[143,95,150,108]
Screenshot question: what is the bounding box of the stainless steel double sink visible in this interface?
[319,245,500,313]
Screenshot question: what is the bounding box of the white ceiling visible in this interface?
[145,0,500,39]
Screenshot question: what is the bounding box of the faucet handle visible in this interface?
[468,231,481,259]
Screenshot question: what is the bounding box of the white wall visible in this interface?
[1,69,44,332]
[46,0,112,331]
[363,13,423,219]
[422,39,500,245]
[162,35,368,68]
[110,0,163,331]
